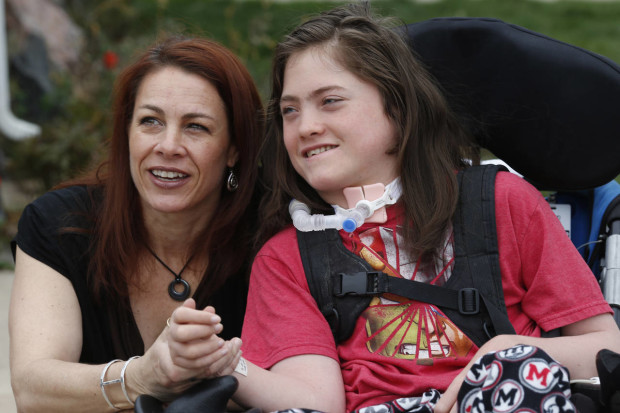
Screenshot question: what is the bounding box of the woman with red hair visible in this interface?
[9,35,264,411]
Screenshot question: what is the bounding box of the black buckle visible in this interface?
[458,288,480,315]
[335,272,381,296]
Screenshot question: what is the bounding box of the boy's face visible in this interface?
[279,47,399,208]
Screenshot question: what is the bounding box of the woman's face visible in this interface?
[129,66,237,220]
[280,47,399,207]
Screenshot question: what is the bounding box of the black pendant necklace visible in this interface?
[146,246,193,301]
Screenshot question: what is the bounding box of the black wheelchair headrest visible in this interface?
[405,17,620,190]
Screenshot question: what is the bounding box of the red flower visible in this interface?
[103,50,119,69]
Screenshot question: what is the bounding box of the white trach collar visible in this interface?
[289,178,402,233]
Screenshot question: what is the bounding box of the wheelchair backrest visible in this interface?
[404,17,620,191]
[405,17,620,271]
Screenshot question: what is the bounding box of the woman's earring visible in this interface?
[226,169,238,192]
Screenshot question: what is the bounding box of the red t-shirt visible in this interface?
[241,172,611,411]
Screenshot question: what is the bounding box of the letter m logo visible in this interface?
[525,363,551,387]
[492,381,523,411]
[496,388,518,406]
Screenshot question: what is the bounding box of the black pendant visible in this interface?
[168,278,191,301]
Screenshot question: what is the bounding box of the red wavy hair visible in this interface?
[59,36,264,303]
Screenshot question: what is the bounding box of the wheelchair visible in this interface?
[136,17,620,413]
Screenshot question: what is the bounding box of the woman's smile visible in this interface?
[128,66,237,217]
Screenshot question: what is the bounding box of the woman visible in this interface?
[9,35,264,411]
[225,4,620,413]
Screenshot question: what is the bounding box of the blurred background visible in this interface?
[1,1,620,412]
[2,0,620,268]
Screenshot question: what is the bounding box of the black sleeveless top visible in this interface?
[12,186,248,363]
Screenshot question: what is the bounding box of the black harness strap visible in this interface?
[334,271,481,315]
[298,165,515,347]
[446,165,516,344]
[298,228,373,343]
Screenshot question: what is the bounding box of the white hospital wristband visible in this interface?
[234,357,248,376]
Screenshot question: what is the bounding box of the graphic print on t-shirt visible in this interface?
[352,226,475,362]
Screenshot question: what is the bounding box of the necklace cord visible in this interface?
[145,245,194,301]
[145,245,193,280]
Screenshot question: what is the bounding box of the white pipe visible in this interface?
[0,0,40,140]
[289,199,345,232]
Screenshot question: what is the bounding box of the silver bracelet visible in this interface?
[100,359,122,410]
[120,356,141,406]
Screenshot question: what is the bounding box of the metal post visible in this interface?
[0,0,40,140]
[601,221,620,326]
